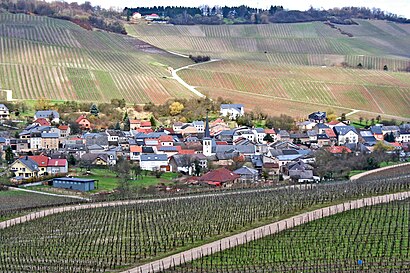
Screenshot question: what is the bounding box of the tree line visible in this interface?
[0,0,126,34]
[124,5,409,25]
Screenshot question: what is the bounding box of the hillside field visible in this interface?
[128,21,410,119]
[0,12,195,104]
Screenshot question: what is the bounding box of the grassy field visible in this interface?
[167,199,410,272]
[72,168,177,192]
[0,13,195,103]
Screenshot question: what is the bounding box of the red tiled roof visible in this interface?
[34,118,51,126]
[129,119,141,124]
[48,159,67,167]
[327,120,341,125]
[159,135,173,142]
[324,129,336,138]
[76,115,88,123]
[28,155,49,167]
[216,141,228,145]
[140,121,152,127]
[178,149,195,155]
[198,168,240,183]
[327,146,352,154]
[137,128,154,134]
[58,125,69,130]
[265,129,276,134]
[130,146,142,153]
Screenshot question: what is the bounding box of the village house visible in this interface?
[139,154,169,171]
[34,110,60,124]
[58,125,70,138]
[198,167,240,187]
[10,156,39,179]
[47,158,68,174]
[0,104,10,119]
[29,155,49,175]
[129,145,142,161]
[233,166,259,183]
[333,126,359,145]
[76,115,91,130]
[33,118,51,127]
[41,132,60,150]
[220,104,244,119]
[169,154,207,175]
[308,111,327,123]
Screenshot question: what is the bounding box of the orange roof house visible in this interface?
[33,118,51,126]
[76,115,91,130]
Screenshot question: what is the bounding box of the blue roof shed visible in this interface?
[53,177,96,192]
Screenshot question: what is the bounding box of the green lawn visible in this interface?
[73,168,177,192]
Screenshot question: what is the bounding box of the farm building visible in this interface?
[53,177,96,192]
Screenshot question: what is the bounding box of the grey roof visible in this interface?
[215,145,255,154]
[278,130,290,137]
[18,157,39,172]
[307,130,317,137]
[360,130,374,137]
[317,134,329,140]
[192,121,204,126]
[234,166,258,176]
[315,123,330,129]
[254,128,265,133]
[220,104,244,109]
[309,111,326,120]
[158,146,179,152]
[140,154,168,162]
[289,169,314,179]
[382,125,400,131]
[87,144,104,150]
[142,146,155,153]
[54,178,95,183]
[81,153,108,162]
[370,126,383,135]
[35,110,60,119]
[0,104,8,110]
[334,126,357,136]
[41,133,59,138]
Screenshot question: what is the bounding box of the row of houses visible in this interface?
[3,108,410,186]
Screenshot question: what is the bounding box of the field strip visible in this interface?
[350,162,410,181]
[0,185,312,230]
[363,86,385,114]
[123,191,410,273]
[210,87,410,121]
[7,186,91,201]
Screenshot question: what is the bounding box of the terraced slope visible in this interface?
[179,60,410,119]
[0,13,195,103]
[127,20,410,71]
[128,21,410,119]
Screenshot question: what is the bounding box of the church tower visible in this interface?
[203,112,213,156]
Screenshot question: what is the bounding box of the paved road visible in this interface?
[122,191,410,273]
[0,185,309,230]
[350,162,410,181]
[7,186,91,201]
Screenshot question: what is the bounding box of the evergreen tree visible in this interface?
[150,116,156,128]
[5,146,14,164]
[90,104,99,116]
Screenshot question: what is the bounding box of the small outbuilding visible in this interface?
[53,177,96,192]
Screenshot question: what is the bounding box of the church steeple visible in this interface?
[204,111,210,138]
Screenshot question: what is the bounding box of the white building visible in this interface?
[0,104,10,119]
[220,104,244,119]
[334,126,359,145]
[139,154,168,171]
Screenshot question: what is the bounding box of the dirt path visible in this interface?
[170,59,221,98]
[350,162,410,181]
[7,186,91,201]
[122,191,410,273]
